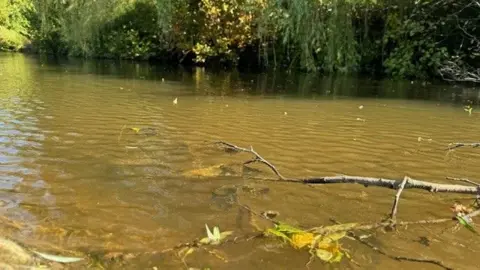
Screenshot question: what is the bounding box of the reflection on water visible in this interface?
[1,52,480,269]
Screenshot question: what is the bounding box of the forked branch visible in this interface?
[215,141,478,195]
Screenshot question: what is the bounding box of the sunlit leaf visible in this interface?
[130,127,141,133]
[202,224,232,245]
[330,251,344,262]
[33,251,83,263]
[205,224,215,240]
[274,223,305,234]
[213,226,220,239]
[456,215,477,234]
[265,228,291,242]
[324,231,346,242]
[291,232,314,249]
[219,231,233,239]
[315,249,333,262]
[199,237,211,244]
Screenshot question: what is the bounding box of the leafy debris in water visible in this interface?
[200,224,233,245]
[265,222,352,263]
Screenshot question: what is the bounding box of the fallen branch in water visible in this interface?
[212,141,480,268]
[447,142,480,150]
[214,141,478,195]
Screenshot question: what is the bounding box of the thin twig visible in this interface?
[446,177,480,186]
[310,218,455,234]
[330,219,453,270]
[215,141,478,195]
[390,176,409,223]
[447,142,480,150]
[215,141,287,180]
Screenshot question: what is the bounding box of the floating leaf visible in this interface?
[201,224,232,245]
[291,232,314,249]
[206,224,215,240]
[130,127,141,133]
[213,226,220,239]
[316,249,333,262]
[33,251,84,263]
[456,215,477,234]
[265,228,291,243]
[324,231,346,242]
[173,97,178,105]
[274,223,305,235]
[330,251,344,262]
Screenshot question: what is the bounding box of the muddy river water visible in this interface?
[1,53,480,269]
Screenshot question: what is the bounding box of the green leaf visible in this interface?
[330,251,344,262]
[456,215,477,234]
[265,228,291,242]
[33,251,84,263]
[274,223,305,234]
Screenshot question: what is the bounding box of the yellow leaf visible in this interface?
[291,233,314,249]
[130,127,140,133]
[199,237,211,244]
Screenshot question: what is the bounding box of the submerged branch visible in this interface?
[215,141,478,195]
[331,218,454,270]
[447,142,480,150]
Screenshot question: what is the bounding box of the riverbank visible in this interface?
[1,0,478,81]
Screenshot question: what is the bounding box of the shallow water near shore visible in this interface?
[1,52,480,269]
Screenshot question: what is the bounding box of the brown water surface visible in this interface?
[1,53,480,269]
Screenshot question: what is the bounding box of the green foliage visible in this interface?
[0,0,33,50]
[2,0,479,80]
[93,0,161,59]
[0,26,27,50]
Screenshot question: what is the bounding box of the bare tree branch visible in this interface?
[390,176,409,223]
[215,141,479,195]
[215,141,287,180]
[439,60,480,83]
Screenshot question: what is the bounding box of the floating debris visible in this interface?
[33,251,84,263]
[173,97,178,105]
